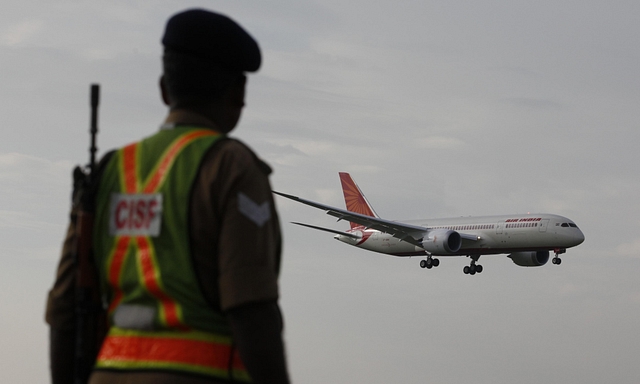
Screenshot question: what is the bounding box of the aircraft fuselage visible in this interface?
[335,213,584,257]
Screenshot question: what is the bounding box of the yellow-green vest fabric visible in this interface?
[92,127,250,381]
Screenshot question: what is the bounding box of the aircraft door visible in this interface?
[496,222,503,234]
[539,219,549,233]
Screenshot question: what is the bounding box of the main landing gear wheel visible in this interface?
[463,256,483,275]
[463,264,483,275]
[419,257,440,269]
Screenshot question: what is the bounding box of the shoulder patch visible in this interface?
[238,192,271,227]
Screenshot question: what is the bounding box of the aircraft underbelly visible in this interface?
[359,238,417,254]
[345,228,578,256]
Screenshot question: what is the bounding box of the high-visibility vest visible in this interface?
[92,126,251,381]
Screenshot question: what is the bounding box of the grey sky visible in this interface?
[1,1,639,382]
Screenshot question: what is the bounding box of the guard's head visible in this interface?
[161,9,261,108]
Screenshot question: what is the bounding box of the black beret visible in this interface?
[162,9,261,72]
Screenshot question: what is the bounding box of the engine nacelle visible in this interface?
[421,229,461,254]
[508,251,549,267]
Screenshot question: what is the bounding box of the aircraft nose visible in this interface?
[575,229,585,245]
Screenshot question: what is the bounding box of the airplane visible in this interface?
[274,172,585,275]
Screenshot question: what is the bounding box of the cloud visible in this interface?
[267,138,341,157]
[0,210,57,231]
[0,152,73,182]
[616,239,640,258]
[412,136,467,150]
[0,19,43,46]
[0,152,73,220]
[79,48,118,61]
[503,97,565,110]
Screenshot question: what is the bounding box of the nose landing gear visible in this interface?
[552,248,566,265]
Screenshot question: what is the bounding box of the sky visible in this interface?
[1,0,639,382]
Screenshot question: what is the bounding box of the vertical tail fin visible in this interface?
[338,172,379,229]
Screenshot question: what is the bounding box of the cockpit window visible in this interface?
[569,223,578,228]
[561,223,569,227]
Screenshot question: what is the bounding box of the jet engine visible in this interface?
[508,251,549,267]
[421,229,461,254]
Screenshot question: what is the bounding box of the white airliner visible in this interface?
[274,172,585,275]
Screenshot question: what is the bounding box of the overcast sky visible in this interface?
[1,1,639,383]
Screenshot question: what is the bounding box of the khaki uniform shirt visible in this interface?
[46,110,282,383]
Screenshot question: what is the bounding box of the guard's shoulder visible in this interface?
[215,137,272,175]
[97,150,117,172]
[93,149,117,186]
[78,149,117,210]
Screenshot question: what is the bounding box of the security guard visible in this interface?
[46,9,290,384]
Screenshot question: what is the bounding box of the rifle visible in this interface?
[73,84,107,384]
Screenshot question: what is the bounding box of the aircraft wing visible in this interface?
[273,191,427,247]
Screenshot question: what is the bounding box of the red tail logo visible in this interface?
[339,172,377,229]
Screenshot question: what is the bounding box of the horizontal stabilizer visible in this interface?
[291,222,361,239]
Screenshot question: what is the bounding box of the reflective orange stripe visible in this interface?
[122,143,138,193]
[107,236,131,313]
[106,142,137,314]
[143,130,216,193]
[136,236,184,329]
[98,334,246,372]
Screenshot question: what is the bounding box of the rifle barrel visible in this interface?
[89,84,100,175]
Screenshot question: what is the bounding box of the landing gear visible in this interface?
[463,264,483,275]
[463,255,483,275]
[552,248,566,265]
[419,256,440,269]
